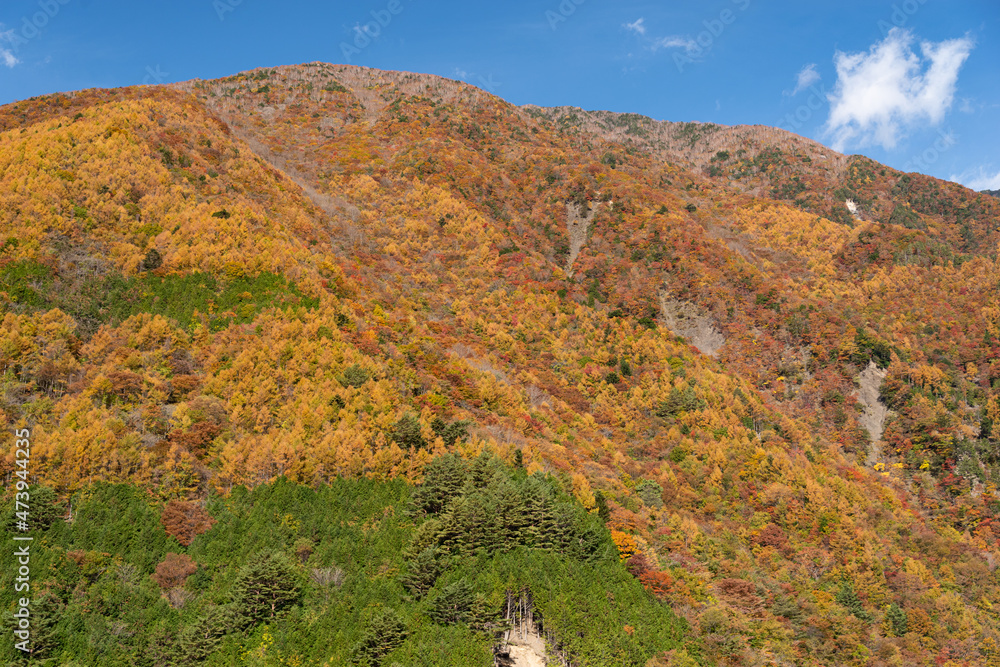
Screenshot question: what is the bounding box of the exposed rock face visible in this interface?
[844,198,866,222]
[565,201,597,276]
[659,293,726,356]
[856,361,889,463]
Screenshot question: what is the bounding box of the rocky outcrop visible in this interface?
[565,201,597,276]
[659,293,726,356]
[855,360,890,465]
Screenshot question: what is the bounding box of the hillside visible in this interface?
[1,62,999,666]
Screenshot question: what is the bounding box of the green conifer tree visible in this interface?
[231,553,301,624]
[429,578,477,625]
[351,608,408,666]
[594,491,611,523]
[399,547,441,599]
[886,603,908,636]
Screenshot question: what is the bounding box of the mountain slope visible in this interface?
[1,63,999,666]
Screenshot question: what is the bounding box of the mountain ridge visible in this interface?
[1,62,999,666]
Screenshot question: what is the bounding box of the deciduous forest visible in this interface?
[1,63,999,666]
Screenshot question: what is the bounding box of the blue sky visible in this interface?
[1,0,997,190]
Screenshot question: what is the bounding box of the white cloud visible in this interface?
[824,27,974,151]
[652,36,697,53]
[0,27,20,68]
[951,166,1000,192]
[622,19,708,59]
[624,18,646,35]
[0,48,17,68]
[791,63,820,95]
[959,97,974,113]
[453,68,468,79]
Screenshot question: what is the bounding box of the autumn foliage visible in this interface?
[151,552,198,589]
[160,500,215,546]
[1,63,1000,666]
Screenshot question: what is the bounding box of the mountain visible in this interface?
[1,63,999,666]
